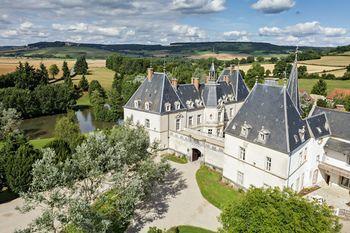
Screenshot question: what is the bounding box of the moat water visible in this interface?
[21,109,115,139]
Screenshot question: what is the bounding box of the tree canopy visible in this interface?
[311,79,328,96]
[220,187,341,233]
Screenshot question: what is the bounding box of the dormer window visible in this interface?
[240,121,252,138]
[316,127,322,133]
[294,135,299,143]
[175,101,180,110]
[165,102,171,112]
[186,100,194,109]
[134,100,140,108]
[258,126,270,144]
[299,126,306,142]
[145,101,151,111]
[195,99,203,107]
[228,94,234,101]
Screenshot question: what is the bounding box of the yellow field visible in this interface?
[189,52,248,60]
[56,67,115,90]
[300,56,350,67]
[0,57,106,77]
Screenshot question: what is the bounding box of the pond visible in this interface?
[21,109,115,139]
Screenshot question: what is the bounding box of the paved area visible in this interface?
[127,161,221,232]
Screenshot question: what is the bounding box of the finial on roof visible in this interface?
[163,60,166,73]
[295,46,299,62]
[255,78,258,84]
[283,78,287,87]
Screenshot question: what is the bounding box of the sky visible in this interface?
[0,0,349,47]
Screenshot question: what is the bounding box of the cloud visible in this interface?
[0,14,10,24]
[172,24,206,40]
[20,21,33,30]
[252,0,295,14]
[223,30,249,41]
[259,22,347,37]
[172,0,226,14]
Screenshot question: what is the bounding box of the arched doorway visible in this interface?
[192,148,202,161]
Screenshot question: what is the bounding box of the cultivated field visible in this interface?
[298,79,350,93]
[300,56,350,67]
[189,52,248,60]
[0,57,106,76]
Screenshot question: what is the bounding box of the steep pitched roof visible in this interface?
[225,84,310,154]
[124,72,185,114]
[325,138,350,155]
[200,81,234,107]
[287,55,302,114]
[306,113,331,139]
[312,106,350,140]
[217,68,249,102]
[176,84,203,110]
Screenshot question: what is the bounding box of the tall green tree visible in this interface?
[220,187,341,233]
[311,79,328,96]
[78,75,89,91]
[74,56,89,75]
[62,61,71,83]
[54,115,82,150]
[49,64,59,79]
[273,60,292,78]
[39,63,49,84]
[245,63,265,89]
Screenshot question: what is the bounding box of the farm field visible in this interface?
[0,57,106,76]
[300,56,350,67]
[298,79,350,93]
[189,51,248,60]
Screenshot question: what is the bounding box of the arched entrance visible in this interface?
[192,148,202,161]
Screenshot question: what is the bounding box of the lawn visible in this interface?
[76,93,91,106]
[301,55,350,67]
[196,166,242,209]
[163,154,188,164]
[29,137,55,149]
[167,225,215,233]
[298,79,350,93]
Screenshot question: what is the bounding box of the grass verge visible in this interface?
[196,166,242,210]
[76,93,91,107]
[163,154,188,164]
[167,225,215,233]
[29,137,55,149]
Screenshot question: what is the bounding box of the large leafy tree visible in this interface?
[78,75,89,91]
[18,126,169,233]
[0,103,21,140]
[54,115,82,150]
[74,56,89,75]
[220,187,341,233]
[245,63,265,89]
[49,64,59,79]
[311,79,328,96]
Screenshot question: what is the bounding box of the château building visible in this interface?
[124,53,350,192]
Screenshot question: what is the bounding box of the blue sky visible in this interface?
[0,0,349,46]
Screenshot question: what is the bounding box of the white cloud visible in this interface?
[252,0,295,14]
[2,30,18,37]
[223,30,249,41]
[172,0,226,14]
[172,24,206,40]
[259,22,347,37]
[20,21,33,30]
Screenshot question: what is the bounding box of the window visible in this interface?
[165,103,171,112]
[145,102,150,110]
[347,155,350,165]
[145,119,150,128]
[237,171,244,186]
[134,100,140,108]
[208,129,213,135]
[175,101,180,110]
[316,127,322,133]
[230,108,233,117]
[294,135,299,143]
[189,116,193,126]
[240,121,251,138]
[209,114,213,120]
[340,176,350,189]
[239,147,246,160]
[266,157,272,171]
[299,152,303,166]
[176,119,181,131]
[197,114,202,124]
[218,112,221,120]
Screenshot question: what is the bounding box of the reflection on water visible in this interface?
[21,109,115,139]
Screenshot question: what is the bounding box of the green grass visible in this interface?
[298,79,350,93]
[196,166,242,209]
[167,226,215,233]
[163,154,188,164]
[29,137,55,149]
[76,93,91,106]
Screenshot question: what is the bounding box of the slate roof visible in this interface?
[306,113,331,139]
[217,68,249,102]
[312,106,350,140]
[176,84,203,110]
[200,81,234,107]
[287,59,302,114]
[225,84,311,154]
[325,138,350,155]
[124,72,186,114]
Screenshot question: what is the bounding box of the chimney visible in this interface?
[229,64,234,75]
[171,78,178,89]
[192,77,200,90]
[147,67,154,81]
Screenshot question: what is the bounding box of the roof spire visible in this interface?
[209,62,216,82]
[163,60,166,74]
[287,46,302,114]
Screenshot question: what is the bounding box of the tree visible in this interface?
[49,64,59,79]
[246,56,255,63]
[273,60,292,79]
[39,63,49,84]
[346,64,350,72]
[245,63,265,89]
[220,187,341,233]
[18,126,169,233]
[88,80,105,97]
[78,75,89,91]
[311,79,327,96]
[0,103,21,140]
[54,116,82,150]
[193,67,206,82]
[74,56,89,75]
[257,56,264,63]
[62,61,71,84]
[265,69,271,77]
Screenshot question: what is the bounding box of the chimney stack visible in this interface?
[229,64,234,75]
[192,77,200,90]
[171,78,178,89]
[147,67,154,81]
